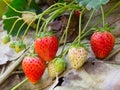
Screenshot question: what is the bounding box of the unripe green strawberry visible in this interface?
[68,46,88,69]
[2,35,10,44]
[48,58,66,78]
[15,41,26,53]
[9,41,16,48]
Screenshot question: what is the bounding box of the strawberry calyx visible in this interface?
[15,41,26,53]
[26,52,38,58]
[96,24,113,32]
[36,32,54,39]
[70,42,87,50]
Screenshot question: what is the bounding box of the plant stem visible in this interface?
[28,0,32,9]
[82,9,95,33]
[36,4,63,36]
[2,16,20,20]
[43,7,65,33]
[106,1,120,17]
[3,0,35,14]
[8,18,22,36]
[36,16,42,36]
[73,28,96,44]
[60,10,74,57]
[38,22,46,34]
[37,3,65,17]
[78,9,84,44]
[11,78,28,90]
[62,46,70,57]
[16,21,27,40]
[80,28,96,39]
[22,17,37,41]
[101,6,105,27]
[90,2,120,29]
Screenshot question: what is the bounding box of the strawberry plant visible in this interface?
[1,0,119,89]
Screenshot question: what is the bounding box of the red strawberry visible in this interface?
[22,56,46,84]
[90,31,115,59]
[74,10,81,17]
[34,35,59,62]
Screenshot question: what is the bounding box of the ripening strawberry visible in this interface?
[68,45,88,69]
[2,35,10,44]
[74,10,81,17]
[90,31,115,59]
[34,34,59,62]
[48,58,66,78]
[22,56,46,84]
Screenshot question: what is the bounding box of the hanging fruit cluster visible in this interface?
[2,0,115,86]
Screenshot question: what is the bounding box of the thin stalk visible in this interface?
[38,22,46,34]
[37,3,65,17]
[106,1,120,17]
[22,17,37,41]
[60,10,74,57]
[73,28,96,44]
[90,2,120,29]
[48,6,64,16]
[43,7,65,33]
[80,28,96,39]
[62,47,70,57]
[36,3,64,35]
[28,0,32,9]
[36,16,42,35]
[2,16,20,20]
[101,6,105,27]
[82,10,95,33]
[3,0,34,14]
[16,21,27,40]
[8,18,22,36]
[78,9,84,44]
[41,18,46,22]
[49,7,64,16]
[11,78,28,90]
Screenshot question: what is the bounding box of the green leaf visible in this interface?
[3,0,27,36]
[76,0,110,10]
[3,0,42,36]
[28,0,42,14]
[0,0,11,18]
